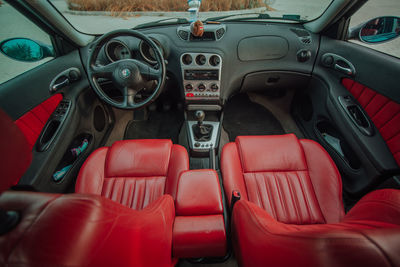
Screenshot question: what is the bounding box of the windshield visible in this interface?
[49,0,333,34]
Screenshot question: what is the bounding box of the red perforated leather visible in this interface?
[342,78,400,166]
[0,191,176,267]
[76,139,189,210]
[0,110,31,192]
[221,134,343,224]
[14,94,62,150]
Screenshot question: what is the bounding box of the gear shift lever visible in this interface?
[195,110,205,126]
[193,110,213,141]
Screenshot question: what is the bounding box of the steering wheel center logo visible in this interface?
[121,68,131,79]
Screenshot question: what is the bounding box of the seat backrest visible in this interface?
[221,134,344,224]
[76,139,189,209]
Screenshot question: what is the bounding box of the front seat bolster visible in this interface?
[0,191,175,267]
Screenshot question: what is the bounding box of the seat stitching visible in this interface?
[363,91,378,111]
[286,173,301,223]
[254,173,265,210]
[296,172,313,223]
[371,100,391,121]
[378,111,400,132]
[273,172,285,222]
[264,173,277,219]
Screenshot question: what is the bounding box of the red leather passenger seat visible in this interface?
[76,139,189,209]
[221,134,400,266]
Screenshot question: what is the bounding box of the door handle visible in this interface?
[321,53,356,77]
[335,64,354,76]
[49,67,81,93]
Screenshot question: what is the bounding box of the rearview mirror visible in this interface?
[349,16,400,44]
[0,38,54,62]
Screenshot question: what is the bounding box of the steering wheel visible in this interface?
[87,29,166,109]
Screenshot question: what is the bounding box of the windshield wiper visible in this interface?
[205,13,304,23]
[134,18,189,29]
[205,13,270,22]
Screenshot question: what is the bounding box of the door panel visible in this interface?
[0,50,114,193]
[342,78,400,166]
[293,36,400,195]
[14,93,62,149]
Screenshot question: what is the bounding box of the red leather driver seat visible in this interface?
[76,139,189,209]
[221,134,400,267]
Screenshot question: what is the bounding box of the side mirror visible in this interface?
[349,16,400,44]
[0,38,54,62]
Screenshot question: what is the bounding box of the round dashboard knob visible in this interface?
[198,84,206,91]
[182,54,192,65]
[196,54,206,65]
[211,84,219,91]
[185,84,193,91]
[209,55,220,66]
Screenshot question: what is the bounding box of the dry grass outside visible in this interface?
[67,0,273,12]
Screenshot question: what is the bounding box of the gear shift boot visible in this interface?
[192,124,213,141]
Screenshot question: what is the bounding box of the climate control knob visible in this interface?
[198,84,206,91]
[185,84,193,91]
[211,84,219,91]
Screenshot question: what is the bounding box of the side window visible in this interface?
[0,2,55,84]
[348,0,400,58]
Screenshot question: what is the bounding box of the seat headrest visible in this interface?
[236,134,307,172]
[0,109,32,193]
[105,139,172,177]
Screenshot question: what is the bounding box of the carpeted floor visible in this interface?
[124,109,184,143]
[222,93,285,141]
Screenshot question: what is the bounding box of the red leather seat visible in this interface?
[0,109,179,266]
[221,134,400,267]
[76,139,189,209]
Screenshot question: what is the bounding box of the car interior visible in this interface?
[0,0,399,266]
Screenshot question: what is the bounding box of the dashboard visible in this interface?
[91,22,319,105]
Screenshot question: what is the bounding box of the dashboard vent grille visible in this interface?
[290,28,312,45]
[178,30,189,41]
[216,27,226,40]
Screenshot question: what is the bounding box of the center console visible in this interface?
[180,52,222,101]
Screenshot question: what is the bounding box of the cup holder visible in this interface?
[315,120,361,170]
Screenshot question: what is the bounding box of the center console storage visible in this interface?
[173,170,227,258]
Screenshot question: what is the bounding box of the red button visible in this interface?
[186,93,194,97]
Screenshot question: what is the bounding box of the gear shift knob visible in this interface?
[195,110,205,125]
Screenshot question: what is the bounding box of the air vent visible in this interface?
[216,27,225,40]
[178,30,189,41]
[177,24,226,42]
[290,28,312,45]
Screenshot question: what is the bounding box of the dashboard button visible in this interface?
[186,93,194,97]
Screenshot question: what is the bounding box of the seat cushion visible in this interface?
[221,134,344,224]
[232,190,400,267]
[76,139,189,210]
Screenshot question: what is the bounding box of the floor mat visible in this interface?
[222,93,285,141]
[124,109,184,143]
